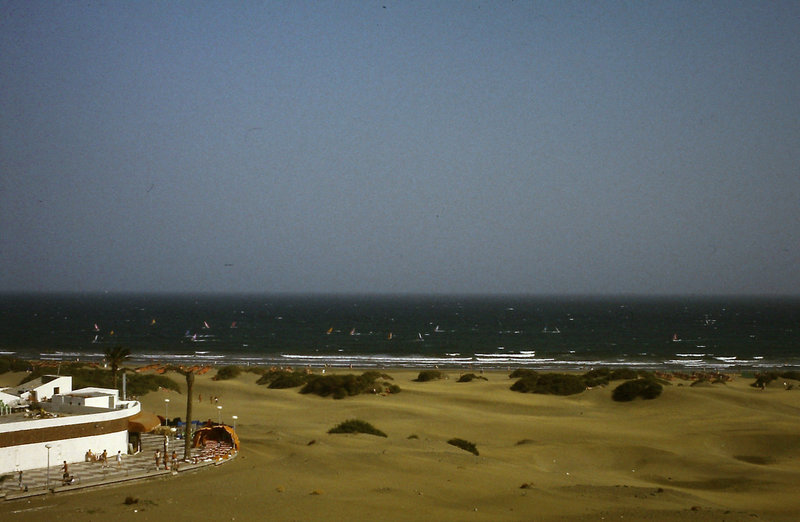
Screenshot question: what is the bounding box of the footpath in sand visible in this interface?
[1,368,799,521]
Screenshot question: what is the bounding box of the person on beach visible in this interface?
[62,461,71,484]
[101,450,108,468]
[154,449,161,470]
[171,450,178,471]
[116,450,123,468]
[163,435,169,468]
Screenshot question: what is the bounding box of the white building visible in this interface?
[0,375,141,474]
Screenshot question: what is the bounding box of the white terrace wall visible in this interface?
[0,401,140,474]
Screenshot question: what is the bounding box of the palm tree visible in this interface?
[164,365,196,460]
[104,345,130,390]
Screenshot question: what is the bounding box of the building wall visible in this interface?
[0,401,140,474]
[29,376,73,402]
[0,391,18,407]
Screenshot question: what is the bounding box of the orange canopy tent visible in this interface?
[191,425,240,452]
[127,411,162,433]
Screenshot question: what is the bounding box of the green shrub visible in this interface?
[447,438,479,456]
[300,372,397,399]
[509,368,538,379]
[125,373,181,396]
[269,372,309,389]
[581,369,611,387]
[511,373,585,396]
[510,375,539,393]
[751,371,800,388]
[328,419,387,437]
[612,379,663,401]
[610,368,639,381]
[18,364,179,396]
[535,373,586,395]
[415,370,444,382]
[256,369,310,388]
[581,367,643,387]
[360,371,393,381]
[457,373,487,383]
[0,356,30,374]
[213,365,241,381]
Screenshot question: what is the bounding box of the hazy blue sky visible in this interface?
[1,1,798,295]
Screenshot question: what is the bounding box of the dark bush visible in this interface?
[125,373,181,396]
[751,370,800,388]
[256,369,310,388]
[457,373,487,383]
[328,419,387,437]
[610,368,639,381]
[300,372,396,399]
[509,368,538,379]
[415,370,444,382]
[447,438,479,456]
[213,365,241,381]
[612,379,663,401]
[19,364,180,396]
[581,367,643,387]
[511,373,585,396]
[534,373,586,395]
[510,375,539,393]
[0,356,29,374]
[360,371,393,381]
[268,372,309,389]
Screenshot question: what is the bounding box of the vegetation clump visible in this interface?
[447,438,479,456]
[256,369,309,389]
[750,371,800,389]
[328,419,387,437]
[612,378,663,401]
[19,363,179,396]
[301,372,399,399]
[457,373,487,383]
[213,365,241,381]
[415,370,445,382]
[510,372,586,396]
[509,368,538,379]
[581,367,641,387]
[0,356,29,374]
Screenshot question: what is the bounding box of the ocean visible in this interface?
[1,293,798,371]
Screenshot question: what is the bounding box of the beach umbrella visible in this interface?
[128,411,162,433]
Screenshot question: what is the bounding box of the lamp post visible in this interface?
[216,405,222,425]
[45,444,52,491]
[164,398,170,425]
[232,415,238,431]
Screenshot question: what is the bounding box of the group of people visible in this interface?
[154,449,179,471]
[84,449,124,469]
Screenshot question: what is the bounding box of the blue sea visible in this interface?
[1,294,798,371]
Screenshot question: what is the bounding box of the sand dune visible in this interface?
[2,369,799,521]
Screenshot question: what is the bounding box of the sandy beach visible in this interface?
[2,368,799,521]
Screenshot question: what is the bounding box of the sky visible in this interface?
[1,1,799,296]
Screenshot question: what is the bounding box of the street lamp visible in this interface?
[164,398,170,425]
[231,415,238,431]
[45,444,52,491]
[216,405,222,424]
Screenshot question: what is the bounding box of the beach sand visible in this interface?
[2,369,799,521]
